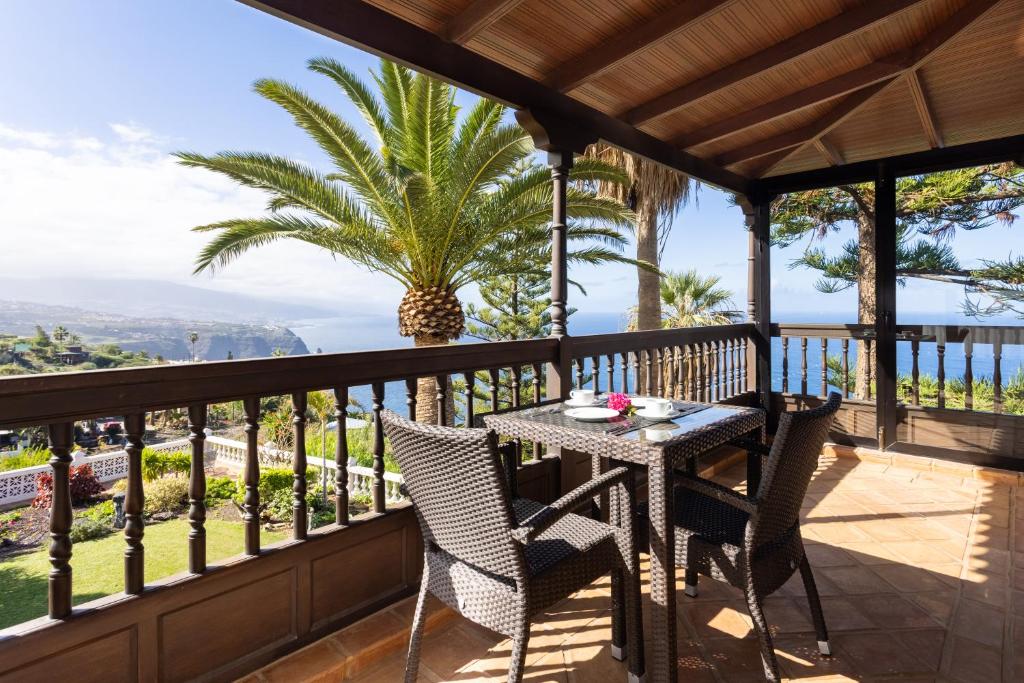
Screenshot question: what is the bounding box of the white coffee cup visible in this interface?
[570,389,595,404]
[645,398,672,416]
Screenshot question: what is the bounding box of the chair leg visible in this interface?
[684,568,699,597]
[404,577,430,683]
[507,620,530,683]
[744,581,781,682]
[799,555,831,655]
[623,563,646,683]
[610,568,626,661]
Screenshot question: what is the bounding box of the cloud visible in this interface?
[0,120,405,315]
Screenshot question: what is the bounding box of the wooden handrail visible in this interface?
[569,322,754,357]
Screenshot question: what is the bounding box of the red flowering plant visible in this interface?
[32,464,103,509]
[606,393,635,415]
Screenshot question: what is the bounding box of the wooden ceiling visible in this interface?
[244,0,1024,193]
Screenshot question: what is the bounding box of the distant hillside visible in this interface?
[0,277,334,324]
[0,301,309,361]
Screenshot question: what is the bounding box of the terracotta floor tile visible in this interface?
[259,639,346,683]
[762,596,814,635]
[945,636,1003,683]
[854,594,941,629]
[908,590,958,626]
[818,565,891,595]
[808,596,876,631]
[872,563,959,593]
[702,636,769,682]
[680,600,752,639]
[886,540,960,564]
[951,599,1006,649]
[804,543,857,567]
[833,632,935,677]
[774,635,859,681]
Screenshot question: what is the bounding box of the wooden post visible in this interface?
[371,382,386,514]
[291,392,308,539]
[187,404,207,574]
[874,162,898,449]
[547,149,574,400]
[333,387,349,526]
[745,194,774,413]
[46,422,74,618]
[123,413,146,595]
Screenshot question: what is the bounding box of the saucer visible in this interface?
[636,407,681,420]
[564,407,619,422]
[564,398,600,407]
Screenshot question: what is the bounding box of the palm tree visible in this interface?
[657,270,738,328]
[177,58,637,422]
[583,145,695,331]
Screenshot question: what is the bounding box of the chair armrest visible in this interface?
[511,467,630,544]
[677,475,757,514]
[730,436,770,456]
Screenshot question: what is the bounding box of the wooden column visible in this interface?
[874,162,898,449]
[46,422,74,619]
[123,413,146,595]
[745,194,774,413]
[187,404,207,574]
[547,149,574,400]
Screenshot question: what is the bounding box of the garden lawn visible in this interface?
[0,518,286,630]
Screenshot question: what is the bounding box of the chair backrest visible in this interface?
[750,393,842,551]
[380,410,525,581]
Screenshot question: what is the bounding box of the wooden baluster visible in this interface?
[242,398,260,554]
[651,348,660,397]
[606,354,615,393]
[591,356,600,393]
[333,388,349,526]
[865,338,873,400]
[673,346,682,400]
[740,339,747,394]
[993,340,1003,413]
[435,374,447,426]
[371,382,386,513]
[840,339,849,398]
[781,337,790,393]
[488,368,500,412]
[531,362,542,460]
[622,352,631,394]
[187,404,207,573]
[820,338,828,397]
[124,413,146,595]
[911,339,920,406]
[936,341,946,408]
[711,343,719,401]
[631,351,641,395]
[695,344,705,402]
[800,337,808,395]
[291,392,308,539]
[575,358,584,390]
[46,422,74,618]
[963,337,974,411]
[405,377,417,420]
[686,345,696,400]
[728,340,736,398]
[642,350,652,396]
[464,372,476,427]
[511,365,523,465]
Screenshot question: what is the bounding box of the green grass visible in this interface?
[0,518,287,630]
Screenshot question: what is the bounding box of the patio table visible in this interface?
[485,397,766,683]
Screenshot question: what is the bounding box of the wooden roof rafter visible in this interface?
[444,0,527,44]
[623,0,925,126]
[746,0,1004,176]
[906,69,943,149]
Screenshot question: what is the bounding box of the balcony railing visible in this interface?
[0,324,758,682]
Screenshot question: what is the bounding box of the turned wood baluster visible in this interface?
[865,339,873,400]
[936,341,946,409]
[464,372,476,427]
[187,404,207,573]
[590,356,600,393]
[371,382,386,513]
[124,413,146,595]
[291,392,308,539]
[606,354,615,393]
[575,358,584,390]
[740,339,747,393]
[963,337,974,411]
[911,340,920,406]
[488,368,500,412]
[334,387,349,526]
[820,338,828,397]
[631,351,641,394]
[531,362,542,459]
[674,346,684,400]
[511,365,523,464]
[654,348,663,397]
[46,422,74,618]
[781,337,790,393]
[622,352,630,394]
[800,337,808,395]
[435,374,447,426]
[994,340,1003,413]
[405,378,417,421]
[242,398,261,554]
[840,339,849,398]
[695,344,705,402]
[642,350,652,396]
[686,345,696,400]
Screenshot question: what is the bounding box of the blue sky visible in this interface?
[1,0,1019,325]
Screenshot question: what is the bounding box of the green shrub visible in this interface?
[143,478,189,516]
[69,517,111,543]
[110,478,128,494]
[0,447,51,472]
[310,508,336,529]
[141,448,191,482]
[80,500,115,523]
[0,510,22,541]
[265,488,293,521]
[205,476,235,502]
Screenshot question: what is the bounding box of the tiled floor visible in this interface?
[252,450,1022,682]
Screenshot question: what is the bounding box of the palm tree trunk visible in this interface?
[856,215,876,400]
[635,199,661,332]
[413,334,455,424]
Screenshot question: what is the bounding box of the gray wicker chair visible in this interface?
[672,392,842,681]
[381,409,645,683]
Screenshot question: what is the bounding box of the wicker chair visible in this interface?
[672,392,842,681]
[381,410,645,683]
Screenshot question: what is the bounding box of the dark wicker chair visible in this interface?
[381,410,645,683]
[672,392,842,681]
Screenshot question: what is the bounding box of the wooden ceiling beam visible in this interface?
[747,0,1003,175]
[675,55,910,149]
[623,0,924,126]
[906,69,943,148]
[814,137,845,166]
[544,0,733,93]
[715,81,891,167]
[238,0,749,193]
[443,0,526,44]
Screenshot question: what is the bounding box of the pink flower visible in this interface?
[606,392,631,412]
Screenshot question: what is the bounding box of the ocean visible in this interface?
[288,311,1023,413]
